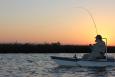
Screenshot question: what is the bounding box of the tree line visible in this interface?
[0,43,114,53]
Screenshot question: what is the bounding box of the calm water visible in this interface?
[0,53,115,77]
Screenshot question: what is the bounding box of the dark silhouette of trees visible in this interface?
[0,42,114,53]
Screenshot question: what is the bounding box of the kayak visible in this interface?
[51,56,115,67]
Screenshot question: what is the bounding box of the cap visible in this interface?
[95,35,102,40]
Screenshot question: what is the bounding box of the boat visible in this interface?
[51,36,115,67]
[50,8,115,67]
[51,56,115,67]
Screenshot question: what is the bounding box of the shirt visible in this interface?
[92,40,106,53]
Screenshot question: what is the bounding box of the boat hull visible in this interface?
[51,56,115,67]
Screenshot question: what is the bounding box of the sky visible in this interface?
[0,0,115,45]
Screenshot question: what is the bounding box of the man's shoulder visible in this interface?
[98,41,105,45]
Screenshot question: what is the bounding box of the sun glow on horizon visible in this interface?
[0,0,115,46]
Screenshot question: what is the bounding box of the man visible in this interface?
[83,35,106,59]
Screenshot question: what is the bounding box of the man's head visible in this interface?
[95,35,102,42]
[95,35,102,40]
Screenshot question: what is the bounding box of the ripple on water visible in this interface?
[0,53,115,77]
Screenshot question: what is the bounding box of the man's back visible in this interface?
[92,40,106,53]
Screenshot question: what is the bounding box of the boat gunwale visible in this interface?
[51,56,115,62]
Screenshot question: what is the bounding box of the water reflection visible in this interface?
[0,53,115,77]
[87,67,108,77]
[47,66,109,77]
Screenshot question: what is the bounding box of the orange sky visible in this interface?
[0,0,115,46]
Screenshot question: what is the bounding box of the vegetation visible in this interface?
[0,42,114,53]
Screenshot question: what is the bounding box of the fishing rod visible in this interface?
[75,7,98,35]
[73,7,108,59]
[73,7,99,58]
[79,7,108,55]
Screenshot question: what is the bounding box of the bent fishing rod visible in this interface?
[74,7,108,58]
[75,7,98,35]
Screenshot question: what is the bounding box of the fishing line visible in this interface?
[74,7,98,35]
[74,7,108,59]
[73,7,109,58]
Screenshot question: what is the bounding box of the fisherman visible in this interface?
[83,35,106,59]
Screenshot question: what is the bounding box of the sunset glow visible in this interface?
[0,0,115,46]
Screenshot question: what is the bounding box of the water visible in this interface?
[0,53,115,77]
